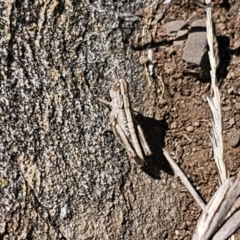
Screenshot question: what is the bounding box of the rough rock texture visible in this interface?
[165,20,186,37]
[3,0,240,239]
[0,1,187,239]
[182,18,208,66]
[182,18,211,79]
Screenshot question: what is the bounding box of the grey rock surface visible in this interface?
[165,20,186,37]
[174,29,189,49]
[182,18,208,66]
[0,1,186,239]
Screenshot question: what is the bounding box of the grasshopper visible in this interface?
[99,79,152,166]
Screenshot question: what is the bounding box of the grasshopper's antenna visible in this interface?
[113,59,120,80]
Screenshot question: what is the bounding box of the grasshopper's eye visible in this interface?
[112,83,120,92]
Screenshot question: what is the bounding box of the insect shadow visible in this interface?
[135,114,174,179]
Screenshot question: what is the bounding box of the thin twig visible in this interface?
[156,74,165,101]
[163,149,206,210]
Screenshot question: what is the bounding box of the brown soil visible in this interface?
[129,0,240,238]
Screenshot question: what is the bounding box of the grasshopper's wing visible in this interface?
[113,122,145,166]
[132,113,152,157]
[119,79,145,163]
[112,122,136,158]
[136,124,152,156]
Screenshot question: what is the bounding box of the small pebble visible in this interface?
[171,122,177,129]
[193,122,200,127]
[235,102,240,110]
[227,87,234,94]
[230,72,235,78]
[186,126,194,132]
[182,19,207,66]
[234,39,240,49]
[222,106,231,112]
[229,132,240,148]
[175,145,184,158]
[216,22,226,31]
[219,15,226,23]
[229,117,235,127]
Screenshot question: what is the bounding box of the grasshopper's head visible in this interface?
[110,79,128,99]
[110,81,120,100]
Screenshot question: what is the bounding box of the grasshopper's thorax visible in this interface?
[109,80,129,136]
[110,81,123,109]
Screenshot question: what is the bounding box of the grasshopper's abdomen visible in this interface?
[117,109,130,138]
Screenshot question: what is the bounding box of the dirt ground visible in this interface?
[125,1,240,239]
[129,0,240,238]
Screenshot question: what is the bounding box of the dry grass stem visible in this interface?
[163,149,206,210]
[212,210,240,240]
[205,0,228,183]
[192,3,239,239]
[212,209,240,240]
[192,172,240,240]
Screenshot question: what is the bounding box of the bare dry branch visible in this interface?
[163,149,206,210]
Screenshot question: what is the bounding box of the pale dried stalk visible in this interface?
[205,0,228,183]
[212,209,240,240]
[191,2,239,239]
[192,172,240,240]
[163,149,206,210]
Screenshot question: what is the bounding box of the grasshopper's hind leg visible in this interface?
[98,98,112,106]
[132,112,152,157]
[114,123,145,166]
[136,121,152,156]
